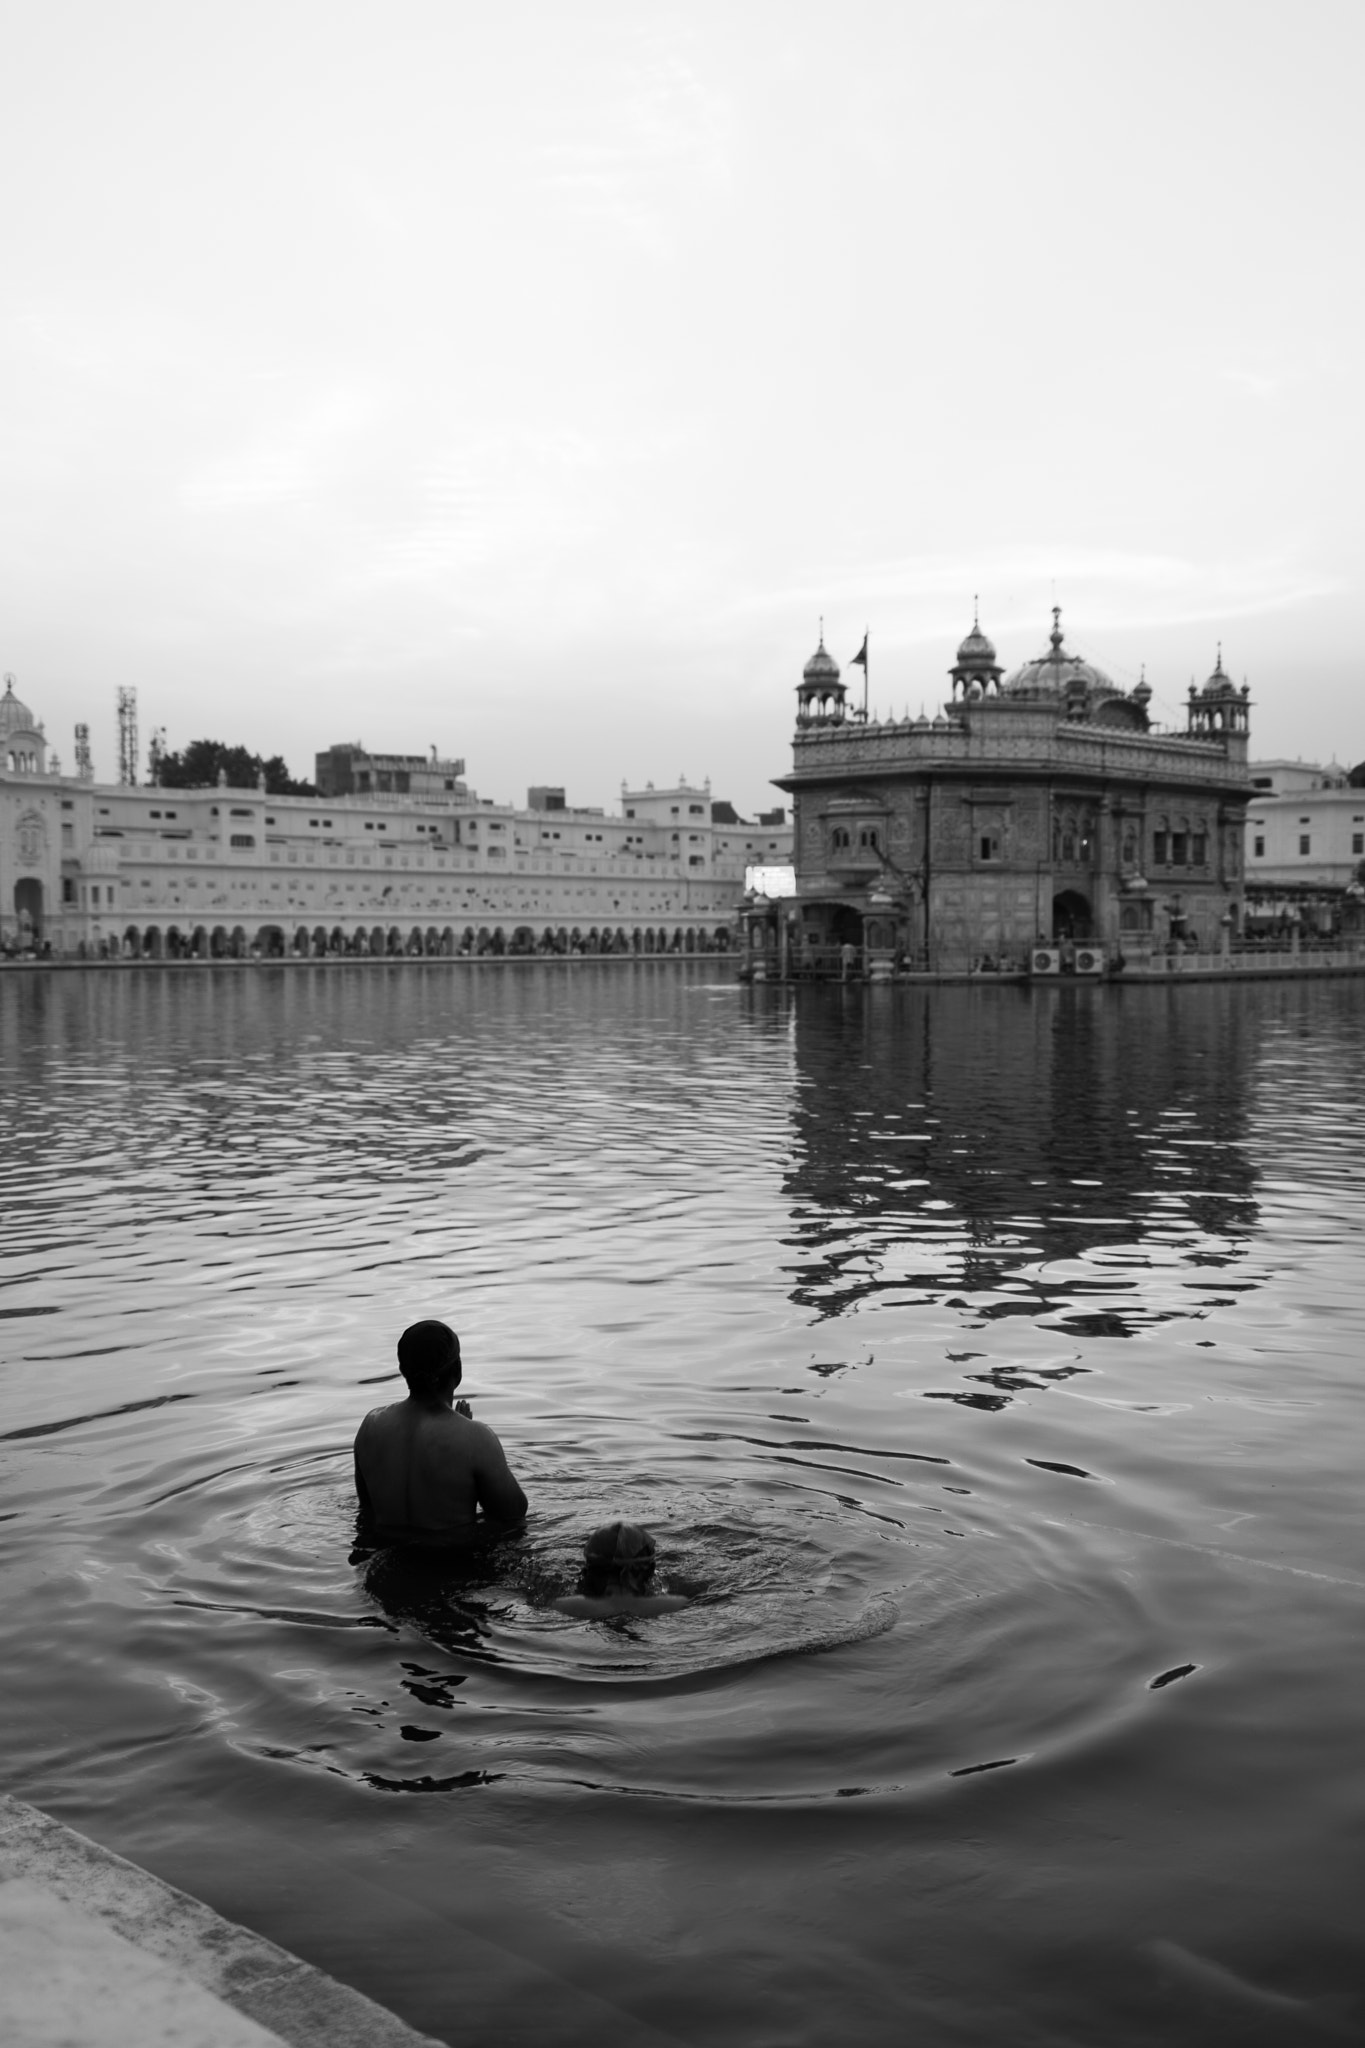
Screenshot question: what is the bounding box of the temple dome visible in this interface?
[1001,609,1116,698]
[0,677,39,735]
[1200,647,1239,697]
[803,637,841,684]
[955,620,997,668]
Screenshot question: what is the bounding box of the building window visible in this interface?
[1354,834,1364,856]
[1299,835,1311,856]
[979,834,999,862]
[230,834,255,848]
[1254,835,1265,857]
[1190,834,1206,865]
[859,827,880,851]
[1171,832,1188,865]
[831,827,850,851]
[1152,830,1169,866]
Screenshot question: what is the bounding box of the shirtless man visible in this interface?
[353,1319,527,1545]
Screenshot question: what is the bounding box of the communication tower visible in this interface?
[117,687,138,786]
[74,723,93,780]
[147,726,167,786]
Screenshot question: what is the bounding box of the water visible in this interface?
[1,963,1362,2046]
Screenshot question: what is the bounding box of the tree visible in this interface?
[152,738,316,795]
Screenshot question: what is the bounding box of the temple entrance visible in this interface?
[1052,890,1092,942]
[828,903,865,947]
[14,877,42,940]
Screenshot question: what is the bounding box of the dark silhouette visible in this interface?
[354,1320,527,1546]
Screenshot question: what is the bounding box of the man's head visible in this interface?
[397,1319,461,1398]
[581,1521,656,1591]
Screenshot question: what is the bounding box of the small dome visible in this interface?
[1201,646,1238,696]
[955,619,997,667]
[803,636,841,684]
[1002,608,1116,699]
[0,676,39,735]
[949,601,1002,687]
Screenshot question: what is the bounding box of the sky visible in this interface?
[4,0,1363,812]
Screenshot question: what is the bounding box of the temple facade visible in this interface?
[0,678,791,958]
[765,609,1252,975]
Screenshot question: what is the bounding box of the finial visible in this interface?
[818,614,825,649]
[1050,605,1063,652]
[973,593,980,629]
[1216,640,1223,672]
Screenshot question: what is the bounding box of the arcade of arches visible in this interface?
[97,922,735,961]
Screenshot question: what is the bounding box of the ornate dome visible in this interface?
[1200,646,1239,697]
[803,635,841,684]
[948,600,1004,698]
[955,602,997,669]
[0,676,39,736]
[1002,608,1116,698]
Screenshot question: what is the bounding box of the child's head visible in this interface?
[581,1521,656,1591]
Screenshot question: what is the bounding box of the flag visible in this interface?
[850,634,868,668]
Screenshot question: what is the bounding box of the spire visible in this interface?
[1050,605,1063,652]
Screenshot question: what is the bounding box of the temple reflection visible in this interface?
[780,983,1261,1335]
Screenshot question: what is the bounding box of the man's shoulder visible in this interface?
[355,1400,402,1439]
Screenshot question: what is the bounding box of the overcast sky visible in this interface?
[4,1,1362,812]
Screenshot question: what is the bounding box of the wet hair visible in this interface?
[582,1522,656,1586]
[397,1319,461,1396]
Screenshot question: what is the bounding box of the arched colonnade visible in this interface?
[106,922,736,961]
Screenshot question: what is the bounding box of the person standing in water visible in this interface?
[354,1319,527,1545]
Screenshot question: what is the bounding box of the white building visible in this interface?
[0,679,792,959]
[1245,759,1365,890]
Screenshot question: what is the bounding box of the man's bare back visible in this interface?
[354,1320,527,1546]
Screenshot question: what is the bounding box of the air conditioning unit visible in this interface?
[1074,946,1105,975]
[1031,947,1060,975]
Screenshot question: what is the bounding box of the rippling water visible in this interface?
[2,964,1363,2045]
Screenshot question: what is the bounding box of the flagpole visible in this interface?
[863,628,869,722]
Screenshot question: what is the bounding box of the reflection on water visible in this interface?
[0,964,1363,2047]
[786,986,1258,1331]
